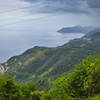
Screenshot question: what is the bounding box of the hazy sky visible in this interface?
[0,0,100,63]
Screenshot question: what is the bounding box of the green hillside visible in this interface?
[2,32,100,84]
[1,32,100,99]
[1,55,100,100]
[48,55,100,100]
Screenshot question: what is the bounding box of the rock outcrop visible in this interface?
[0,64,4,73]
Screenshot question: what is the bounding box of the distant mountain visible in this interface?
[2,30,100,86]
[85,27,100,36]
[58,25,94,34]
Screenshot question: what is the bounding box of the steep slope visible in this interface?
[2,32,100,82]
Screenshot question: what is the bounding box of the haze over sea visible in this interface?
[0,31,84,63]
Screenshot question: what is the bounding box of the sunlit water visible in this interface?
[0,32,84,63]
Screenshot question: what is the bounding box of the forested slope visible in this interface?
[2,32,100,83]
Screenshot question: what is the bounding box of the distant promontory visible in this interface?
[58,25,94,34]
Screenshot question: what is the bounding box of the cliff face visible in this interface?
[0,65,4,73]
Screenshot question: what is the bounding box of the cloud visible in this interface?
[0,0,48,27]
[22,0,100,15]
[23,0,39,2]
[22,0,88,14]
[0,0,99,27]
[86,0,100,9]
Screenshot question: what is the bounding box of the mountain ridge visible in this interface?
[58,25,94,34]
[2,31,100,83]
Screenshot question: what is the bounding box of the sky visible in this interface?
[0,0,100,63]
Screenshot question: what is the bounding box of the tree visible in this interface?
[48,55,100,99]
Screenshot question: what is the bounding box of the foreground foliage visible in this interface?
[48,55,100,100]
[0,75,45,100]
[1,55,100,100]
